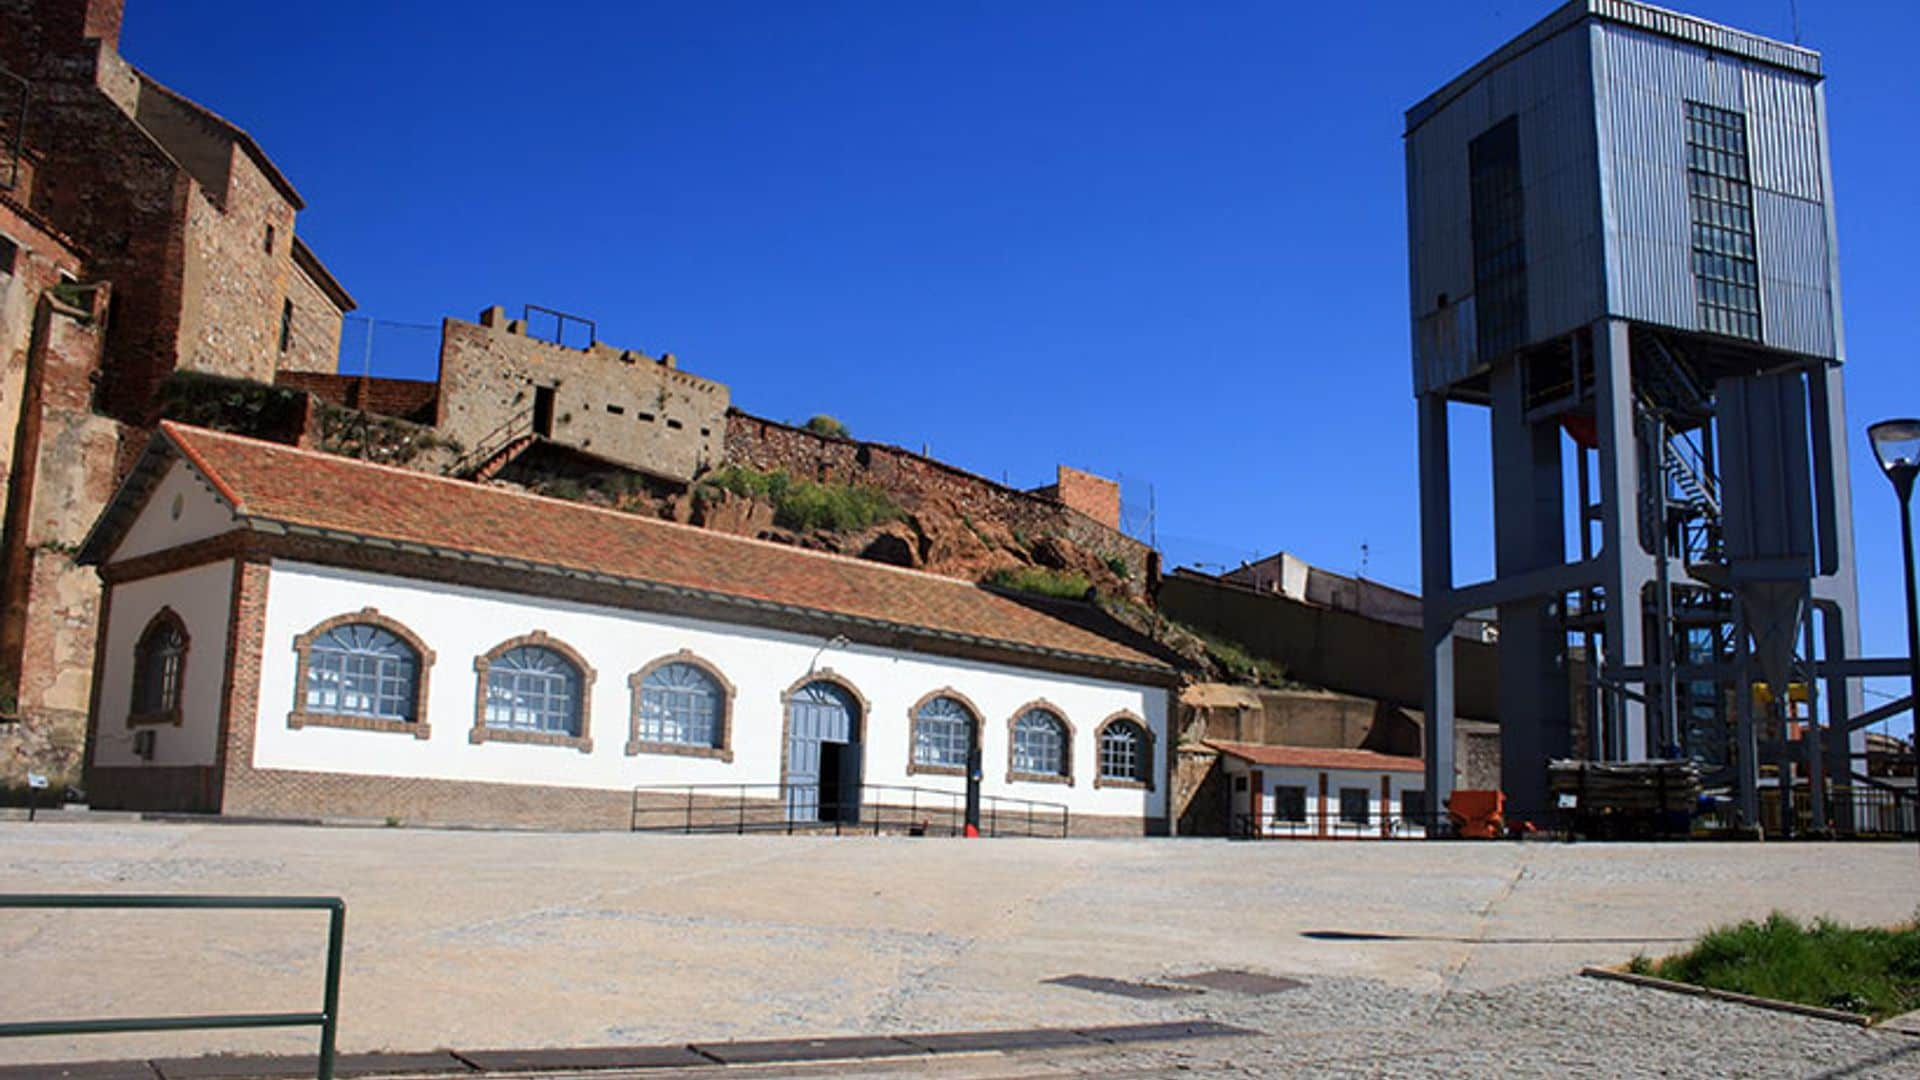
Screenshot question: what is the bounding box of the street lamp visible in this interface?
[1867,419,1920,838]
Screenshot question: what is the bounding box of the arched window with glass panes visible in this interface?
[129,609,188,724]
[1010,707,1070,781]
[484,644,584,737]
[630,656,731,759]
[912,694,976,772]
[304,623,421,722]
[1097,715,1151,787]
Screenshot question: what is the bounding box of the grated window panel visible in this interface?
[1684,102,1762,340]
[1469,116,1528,362]
[913,695,974,768]
[1338,787,1372,826]
[1012,709,1067,776]
[485,645,582,736]
[1272,785,1308,824]
[636,662,723,748]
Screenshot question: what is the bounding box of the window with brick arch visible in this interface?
[304,623,420,723]
[636,661,724,748]
[1099,719,1148,784]
[1012,708,1068,778]
[130,610,188,721]
[913,695,975,769]
[484,645,583,736]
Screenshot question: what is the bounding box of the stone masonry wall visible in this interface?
[0,25,194,425]
[174,139,299,386]
[435,309,728,483]
[277,250,345,375]
[724,411,1153,587]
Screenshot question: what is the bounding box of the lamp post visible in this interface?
[1867,418,1920,841]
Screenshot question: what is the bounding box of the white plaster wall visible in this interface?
[91,560,235,768]
[1222,758,1425,838]
[252,561,1170,821]
[110,458,238,562]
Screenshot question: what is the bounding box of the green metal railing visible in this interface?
[0,894,345,1079]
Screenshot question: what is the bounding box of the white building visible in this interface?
[76,423,1178,834]
[1210,742,1427,839]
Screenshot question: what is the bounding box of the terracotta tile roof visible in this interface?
[1206,741,1425,773]
[143,423,1175,679]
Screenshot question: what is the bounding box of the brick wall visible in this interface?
[724,411,1153,587]
[435,309,729,483]
[275,371,438,424]
[1047,465,1121,531]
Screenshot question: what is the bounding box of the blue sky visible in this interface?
[122,2,1918,725]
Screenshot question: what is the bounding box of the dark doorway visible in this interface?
[532,385,556,437]
[786,680,862,823]
[819,742,851,822]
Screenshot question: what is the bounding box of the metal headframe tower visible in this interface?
[1405,1,1899,831]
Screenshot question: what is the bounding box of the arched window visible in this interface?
[912,694,976,771]
[634,660,726,750]
[1012,708,1069,779]
[305,623,420,722]
[485,645,584,736]
[1098,717,1150,786]
[130,609,188,724]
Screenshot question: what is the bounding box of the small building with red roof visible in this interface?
[1208,740,1428,839]
[75,423,1179,834]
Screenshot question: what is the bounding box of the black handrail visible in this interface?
[631,782,1071,838]
[0,894,345,1079]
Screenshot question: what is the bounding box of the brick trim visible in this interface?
[904,687,982,779]
[287,608,436,740]
[626,649,736,761]
[776,668,869,801]
[470,631,596,753]
[127,606,189,728]
[1092,710,1154,791]
[82,579,115,779]
[216,555,274,813]
[1005,698,1075,787]
[102,532,248,585]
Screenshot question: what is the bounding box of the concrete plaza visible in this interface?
[1,821,1916,1076]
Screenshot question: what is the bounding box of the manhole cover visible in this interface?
[1042,974,1202,1000]
[1167,969,1306,996]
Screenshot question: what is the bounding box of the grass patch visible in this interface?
[699,465,900,533]
[1196,631,1292,689]
[985,566,1092,600]
[1629,912,1920,1020]
[803,414,851,439]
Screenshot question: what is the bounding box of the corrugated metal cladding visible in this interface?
[1407,0,1842,396]
[1593,21,1838,358]
[1755,191,1836,357]
[1406,21,1600,395]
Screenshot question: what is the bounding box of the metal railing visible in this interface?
[445,407,533,478]
[1690,787,1920,839]
[1231,810,1456,840]
[631,782,1071,838]
[0,894,345,1079]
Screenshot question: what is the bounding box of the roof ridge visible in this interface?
[157,422,1036,597]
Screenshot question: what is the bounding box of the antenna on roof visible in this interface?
[1788,0,1802,44]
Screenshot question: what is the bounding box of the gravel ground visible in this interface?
[1,819,1916,1076]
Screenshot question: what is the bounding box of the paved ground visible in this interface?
[1,819,1917,1076]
